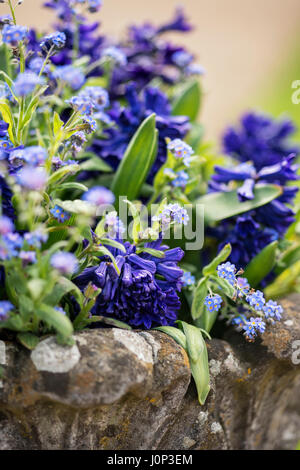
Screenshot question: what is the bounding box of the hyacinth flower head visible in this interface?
[209,112,300,268]
[91,84,190,181]
[74,237,184,329]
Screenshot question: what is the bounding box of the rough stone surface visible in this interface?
[0,295,300,450]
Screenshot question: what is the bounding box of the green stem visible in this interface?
[8,0,17,25]
[39,46,54,77]
[16,97,25,144]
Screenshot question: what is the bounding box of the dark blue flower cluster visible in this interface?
[91,84,190,181]
[75,238,184,329]
[210,112,299,267]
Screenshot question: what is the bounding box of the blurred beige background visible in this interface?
[2,0,300,140]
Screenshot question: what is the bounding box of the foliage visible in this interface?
[0,0,298,406]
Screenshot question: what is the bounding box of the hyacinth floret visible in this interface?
[74,237,184,329]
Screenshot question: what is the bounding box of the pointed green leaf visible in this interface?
[37,304,73,338]
[203,244,232,276]
[244,241,278,287]
[264,260,300,299]
[191,277,208,320]
[53,111,64,137]
[196,184,282,224]
[100,237,126,253]
[111,114,156,202]
[88,316,132,330]
[177,321,204,362]
[17,332,40,350]
[153,326,187,350]
[80,155,112,172]
[172,80,201,122]
[189,335,210,405]
[0,99,15,143]
[48,164,80,185]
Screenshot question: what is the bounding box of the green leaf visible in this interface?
[48,164,80,185]
[0,99,15,143]
[53,111,64,137]
[203,244,232,276]
[55,198,95,216]
[154,324,210,405]
[111,114,156,202]
[196,184,282,224]
[136,247,166,258]
[1,315,24,332]
[80,155,112,173]
[276,244,300,275]
[43,277,83,307]
[177,321,204,362]
[264,260,300,299]
[244,241,278,287]
[189,335,210,405]
[37,304,73,338]
[172,80,201,122]
[55,182,88,193]
[195,309,218,334]
[88,316,132,330]
[153,326,187,349]
[212,276,235,298]
[100,238,126,253]
[91,245,121,274]
[191,277,208,320]
[187,122,204,151]
[17,332,40,350]
[27,279,47,301]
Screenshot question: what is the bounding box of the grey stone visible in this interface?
[0,295,300,450]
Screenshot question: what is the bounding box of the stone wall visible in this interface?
[0,295,300,450]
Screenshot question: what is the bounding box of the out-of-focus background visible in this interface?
[3,0,300,141]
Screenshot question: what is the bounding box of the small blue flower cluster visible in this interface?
[2,24,28,46]
[0,301,14,321]
[40,31,66,55]
[53,65,86,90]
[164,168,189,188]
[204,293,222,312]
[13,72,44,97]
[82,186,115,206]
[66,86,109,123]
[167,139,194,166]
[0,222,47,263]
[204,261,283,341]
[102,47,127,66]
[0,120,13,152]
[152,203,189,227]
[50,205,71,224]
[51,251,78,276]
[182,271,195,287]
